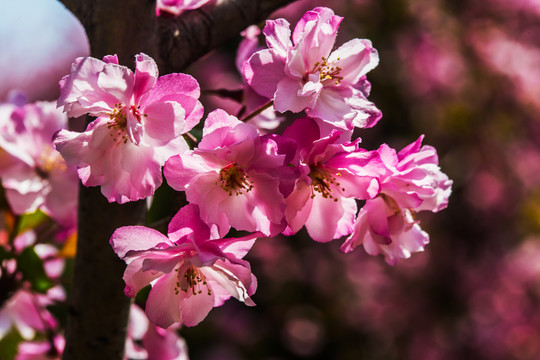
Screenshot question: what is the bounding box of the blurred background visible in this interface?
[187,0,540,359]
[2,0,540,359]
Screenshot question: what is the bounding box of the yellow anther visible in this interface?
[217,163,254,196]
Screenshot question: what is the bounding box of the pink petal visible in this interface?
[328,39,379,86]
[146,272,182,328]
[140,73,202,130]
[168,204,211,245]
[142,101,186,146]
[263,18,292,58]
[244,49,286,98]
[123,257,164,297]
[304,195,351,242]
[133,53,158,100]
[96,62,133,104]
[274,77,316,113]
[110,226,173,259]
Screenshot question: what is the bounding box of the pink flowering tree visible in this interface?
[0,1,456,360]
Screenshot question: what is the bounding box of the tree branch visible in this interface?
[61,0,298,71]
[156,0,298,72]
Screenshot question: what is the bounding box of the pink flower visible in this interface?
[341,196,430,265]
[282,117,380,242]
[341,136,452,264]
[110,204,258,328]
[0,286,64,340]
[244,7,381,130]
[164,109,291,236]
[54,53,203,203]
[375,135,453,213]
[15,336,64,360]
[156,0,213,17]
[0,100,78,227]
[126,305,189,360]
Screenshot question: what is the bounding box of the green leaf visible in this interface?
[0,329,22,360]
[17,210,50,234]
[17,247,54,293]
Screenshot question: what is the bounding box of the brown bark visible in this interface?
[58,0,297,359]
[63,187,146,360]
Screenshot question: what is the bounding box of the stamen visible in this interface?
[308,164,343,201]
[106,102,146,145]
[217,163,254,196]
[106,104,129,144]
[310,57,344,85]
[177,265,212,296]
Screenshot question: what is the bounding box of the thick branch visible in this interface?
[61,0,298,71]
[156,0,298,72]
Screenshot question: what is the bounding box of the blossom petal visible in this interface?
[143,101,186,146]
[146,272,182,329]
[111,226,173,259]
[244,49,286,98]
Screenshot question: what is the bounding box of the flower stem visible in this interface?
[240,100,274,122]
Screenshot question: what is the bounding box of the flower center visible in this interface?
[36,145,68,179]
[175,265,211,296]
[308,164,344,201]
[311,57,343,85]
[106,103,146,144]
[217,163,254,196]
[107,103,129,144]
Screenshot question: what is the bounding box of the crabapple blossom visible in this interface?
[164,109,293,236]
[341,136,452,264]
[0,99,78,227]
[110,204,258,328]
[282,117,380,242]
[126,305,189,360]
[244,7,381,130]
[341,196,430,265]
[0,285,64,341]
[374,135,453,214]
[15,335,64,360]
[54,53,203,203]
[156,0,213,17]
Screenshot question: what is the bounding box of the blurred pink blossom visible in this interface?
[0,99,78,228]
[397,32,466,96]
[0,286,64,340]
[15,336,64,360]
[0,0,89,102]
[126,304,189,360]
[472,27,540,110]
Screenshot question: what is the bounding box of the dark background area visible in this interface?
[184,0,540,359]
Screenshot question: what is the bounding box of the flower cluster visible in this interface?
[38,6,451,331]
